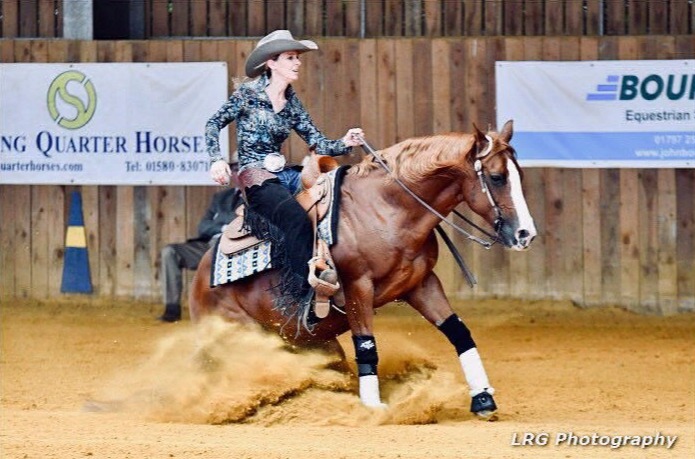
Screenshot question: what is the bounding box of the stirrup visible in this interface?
[307,258,340,296]
[307,258,339,320]
[314,269,339,318]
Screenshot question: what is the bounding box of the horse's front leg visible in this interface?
[343,277,386,408]
[404,272,497,420]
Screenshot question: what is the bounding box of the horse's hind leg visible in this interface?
[404,273,497,420]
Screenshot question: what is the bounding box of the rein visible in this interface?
[359,137,501,249]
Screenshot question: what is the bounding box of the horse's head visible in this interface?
[462,120,536,250]
[348,123,536,250]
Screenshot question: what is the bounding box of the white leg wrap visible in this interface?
[459,348,495,397]
[358,374,386,408]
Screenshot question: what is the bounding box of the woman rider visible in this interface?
[205,30,364,316]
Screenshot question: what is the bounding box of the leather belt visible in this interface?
[239,153,286,173]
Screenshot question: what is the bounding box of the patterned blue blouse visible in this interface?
[205,74,351,167]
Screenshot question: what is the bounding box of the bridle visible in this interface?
[472,135,504,239]
[358,136,505,249]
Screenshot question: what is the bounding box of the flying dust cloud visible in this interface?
[85,316,468,426]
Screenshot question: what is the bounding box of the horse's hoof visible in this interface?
[474,409,498,421]
[471,390,498,421]
[365,402,388,409]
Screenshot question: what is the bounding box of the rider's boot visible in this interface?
[319,268,338,285]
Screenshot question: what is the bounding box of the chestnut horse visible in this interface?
[189,120,536,419]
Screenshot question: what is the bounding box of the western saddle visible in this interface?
[218,153,342,318]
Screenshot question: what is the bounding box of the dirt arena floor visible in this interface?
[1,296,693,459]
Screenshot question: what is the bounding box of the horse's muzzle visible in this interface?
[499,220,537,251]
[514,228,536,250]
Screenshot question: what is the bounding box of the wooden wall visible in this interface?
[141,0,695,38]
[2,0,693,39]
[1,0,63,39]
[1,35,694,315]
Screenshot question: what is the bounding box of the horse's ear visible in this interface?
[471,123,492,159]
[500,119,514,142]
[472,122,486,144]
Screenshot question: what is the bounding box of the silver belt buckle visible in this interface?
[263,153,286,173]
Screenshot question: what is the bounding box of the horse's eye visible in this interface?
[490,173,506,186]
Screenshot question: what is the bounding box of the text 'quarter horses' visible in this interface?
[189,120,537,419]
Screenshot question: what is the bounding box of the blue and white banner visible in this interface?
[496,60,694,168]
[0,63,229,184]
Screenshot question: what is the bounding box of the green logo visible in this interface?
[47,70,97,129]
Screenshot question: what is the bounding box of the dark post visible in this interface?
[94,0,145,39]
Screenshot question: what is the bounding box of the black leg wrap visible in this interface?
[437,314,476,355]
[352,335,379,376]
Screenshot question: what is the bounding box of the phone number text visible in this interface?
[125,160,210,173]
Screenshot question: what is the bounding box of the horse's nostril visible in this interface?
[517,229,529,240]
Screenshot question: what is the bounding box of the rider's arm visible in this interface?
[205,90,245,164]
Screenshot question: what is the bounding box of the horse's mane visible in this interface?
[348,133,476,183]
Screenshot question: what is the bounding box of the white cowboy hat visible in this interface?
[245,30,318,78]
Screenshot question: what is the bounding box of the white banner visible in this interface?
[496,60,695,168]
[0,63,229,184]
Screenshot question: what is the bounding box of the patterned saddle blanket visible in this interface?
[210,166,346,288]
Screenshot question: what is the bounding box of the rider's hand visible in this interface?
[342,128,365,147]
[210,159,231,185]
